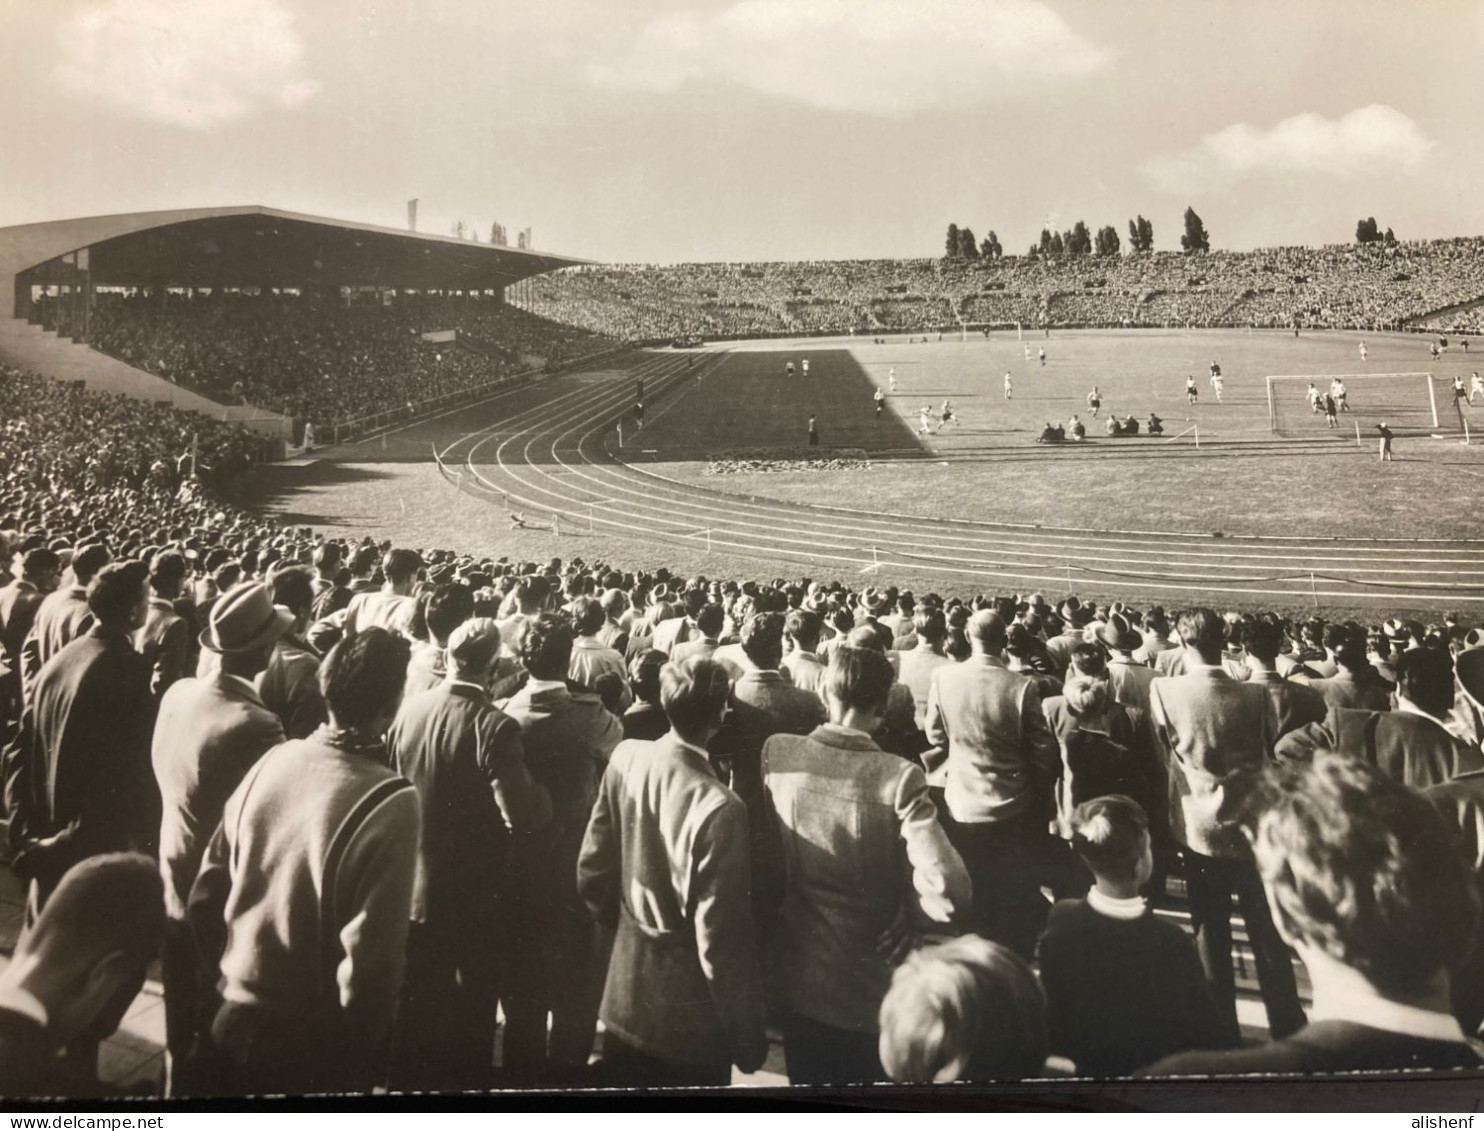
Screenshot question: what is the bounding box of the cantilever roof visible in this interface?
[0,205,587,296]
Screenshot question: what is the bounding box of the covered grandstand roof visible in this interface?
[0,205,587,298]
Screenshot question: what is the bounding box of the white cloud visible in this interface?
[589,0,1109,116]
[1144,105,1435,190]
[55,0,321,130]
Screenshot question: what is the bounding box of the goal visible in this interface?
[1265,372,1459,435]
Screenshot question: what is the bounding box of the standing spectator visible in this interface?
[135,550,193,702]
[923,610,1058,956]
[345,548,423,639]
[898,608,952,732]
[5,562,158,920]
[19,543,110,697]
[1037,796,1229,1076]
[1305,623,1393,712]
[404,583,474,697]
[1242,619,1327,739]
[579,657,767,1086]
[670,603,724,666]
[387,618,552,1089]
[729,612,827,738]
[151,581,290,1094]
[779,609,827,698]
[499,613,622,1081]
[187,629,420,1095]
[1146,754,1482,1075]
[764,646,970,1084]
[1,549,60,740]
[0,855,164,1098]
[620,649,670,741]
[568,596,631,709]
[256,565,327,739]
[1149,607,1303,1042]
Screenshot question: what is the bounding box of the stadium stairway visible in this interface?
[0,317,292,442]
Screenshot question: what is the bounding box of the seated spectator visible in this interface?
[1145,753,1482,1076]
[1037,796,1229,1076]
[1123,414,1140,435]
[877,936,1047,1084]
[0,854,165,1098]
[1147,413,1164,435]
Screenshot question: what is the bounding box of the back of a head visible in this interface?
[87,561,147,629]
[350,544,379,577]
[71,542,111,586]
[516,575,549,611]
[600,588,627,617]
[1143,606,1169,635]
[20,853,164,974]
[446,617,502,678]
[1063,674,1110,718]
[740,611,786,669]
[22,547,60,580]
[696,603,725,639]
[660,656,732,738]
[878,936,1048,1083]
[914,608,947,645]
[629,648,667,704]
[969,610,1007,656]
[571,595,606,637]
[148,550,187,595]
[383,548,423,586]
[520,612,574,680]
[1250,752,1478,998]
[845,624,887,654]
[1396,646,1455,718]
[1175,607,1224,656]
[312,542,342,573]
[824,645,893,717]
[1243,619,1283,664]
[1070,795,1149,882]
[424,583,475,643]
[269,564,315,617]
[319,626,412,729]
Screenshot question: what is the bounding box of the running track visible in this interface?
[432,349,1484,607]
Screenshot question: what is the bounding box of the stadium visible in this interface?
[6,0,1484,1109]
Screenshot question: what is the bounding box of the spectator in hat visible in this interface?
[19,542,110,697]
[856,587,894,651]
[257,565,328,740]
[1100,613,1157,717]
[765,646,970,1084]
[580,656,768,1086]
[345,547,423,640]
[0,854,164,1098]
[187,628,420,1095]
[924,610,1059,957]
[387,617,552,1090]
[5,562,159,922]
[135,550,192,701]
[1045,600,1091,674]
[151,580,291,1094]
[1147,754,1482,1076]
[1148,607,1302,1043]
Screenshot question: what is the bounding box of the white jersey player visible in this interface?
[1038,347,1046,367]
[801,358,810,377]
[1471,372,1483,404]
[918,405,937,435]
[1209,371,1224,402]
[889,367,898,393]
[939,399,956,428]
[1331,378,1350,412]
[1359,340,1368,362]
[1003,372,1013,400]
[1023,344,1031,361]
[1307,382,1321,412]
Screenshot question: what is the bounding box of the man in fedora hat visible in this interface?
[1099,613,1157,718]
[151,581,292,1093]
[1045,599,1092,675]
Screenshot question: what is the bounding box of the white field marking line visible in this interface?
[471,364,1484,593]
[471,350,1484,581]
[447,351,1484,585]
[592,444,1484,562]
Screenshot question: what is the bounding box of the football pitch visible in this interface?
[636,328,1484,542]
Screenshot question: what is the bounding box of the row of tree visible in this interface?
[943,208,1208,259]
[1356,217,1398,244]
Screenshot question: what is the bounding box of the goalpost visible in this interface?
[1265,372,1456,436]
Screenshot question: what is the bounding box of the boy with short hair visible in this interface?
[1036,796,1230,1076]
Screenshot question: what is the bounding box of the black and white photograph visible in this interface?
[3,0,1484,1112]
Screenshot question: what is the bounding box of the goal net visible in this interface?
[1266,372,1460,436]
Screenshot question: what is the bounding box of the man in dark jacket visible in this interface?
[1146,753,1481,1076]
[387,617,552,1089]
[19,542,110,698]
[5,562,157,922]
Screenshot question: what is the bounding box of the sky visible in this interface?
[2,0,1483,263]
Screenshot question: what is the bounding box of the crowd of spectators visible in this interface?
[4,365,1484,1094]
[38,293,614,429]
[514,238,1484,341]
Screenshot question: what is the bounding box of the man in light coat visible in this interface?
[1149,607,1303,1044]
[765,645,970,1084]
[578,656,767,1086]
[923,610,1057,957]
